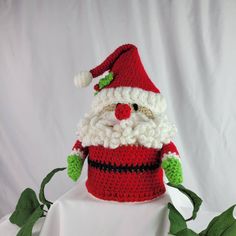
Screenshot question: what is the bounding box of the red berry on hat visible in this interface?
[94,84,100,91]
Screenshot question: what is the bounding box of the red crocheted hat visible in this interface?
[74,44,166,114]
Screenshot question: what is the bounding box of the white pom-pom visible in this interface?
[74,71,93,88]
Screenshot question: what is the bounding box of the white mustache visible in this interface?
[77,111,177,149]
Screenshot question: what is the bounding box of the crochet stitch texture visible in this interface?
[86,145,165,202]
[69,44,183,202]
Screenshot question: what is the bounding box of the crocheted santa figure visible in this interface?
[67,44,183,202]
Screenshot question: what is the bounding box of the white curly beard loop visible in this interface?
[77,110,177,149]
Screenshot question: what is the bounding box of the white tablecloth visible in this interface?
[0,179,223,236]
[0,181,223,236]
[0,214,44,236]
[40,180,171,236]
[0,180,172,236]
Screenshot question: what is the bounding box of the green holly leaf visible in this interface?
[168,202,187,234]
[98,72,113,90]
[168,183,202,221]
[39,167,66,209]
[9,188,40,227]
[199,205,236,236]
[16,206,43,236]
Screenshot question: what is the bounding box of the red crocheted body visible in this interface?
[85,145,166,202]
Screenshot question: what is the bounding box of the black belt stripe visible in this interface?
[88,158,161,173]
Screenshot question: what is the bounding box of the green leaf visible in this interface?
[222,222,236,236]
[199,229,207,236]
[39,167,66,209]
[168,202,187,234]
[16,206,43,236]
[168,183,202,221]
[98,72,113,89]
[199,205,236,236]
[9,188,40,227]
[176,228,199,236]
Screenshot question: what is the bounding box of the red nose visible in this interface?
[115,103,131,120]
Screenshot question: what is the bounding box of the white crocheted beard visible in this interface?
[77,108,177,149]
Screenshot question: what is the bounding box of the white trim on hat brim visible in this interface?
[91,87,167,114]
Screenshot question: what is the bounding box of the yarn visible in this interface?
[69,44,183,202]
[74,71,92,88]
[101,103,154,119]
[91,87,167,115]
[161,157,183,185]
[86,145,165,202]
[132,103,138,111]
[93,72,114,95]
[87,157,161,173]
[98,72,113,90]
[77,109,177,149]
[115,103,132,120]
[94,84,100,91]
[67,155,84,181]
[72,140,88,159]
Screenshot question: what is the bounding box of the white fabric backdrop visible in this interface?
[1,0,236,218]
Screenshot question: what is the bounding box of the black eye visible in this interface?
[132,103,139,111]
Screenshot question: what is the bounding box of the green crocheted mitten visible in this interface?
[161,157,183,185]
[67,154,84,181]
